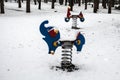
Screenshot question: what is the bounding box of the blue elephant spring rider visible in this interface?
[39,20,85,72]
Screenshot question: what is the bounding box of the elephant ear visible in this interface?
[39,20,49,36]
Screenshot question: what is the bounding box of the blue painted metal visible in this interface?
[65,17,70,22]
[39,20,85,54]
[74,32,85,52]
[80,18,85,22]
[39,20,60,54]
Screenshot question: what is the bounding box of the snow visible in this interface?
[0,1,120,80]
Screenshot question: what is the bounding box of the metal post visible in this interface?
[71,15,78,29]
[60,41,79,72]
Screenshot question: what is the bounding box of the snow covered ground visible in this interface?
[0,2,120,80]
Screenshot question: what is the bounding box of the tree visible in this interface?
[88,0,92,5]
[65,0,67,6]
[119,0,120,6]
[93,0,98,13]
[26,0,30,13]
[44,0,48,3]
[111,0,115,7]
[38,0,41,10]
[5,0,8,2]
[85,0,87,9]
[22,0,24,3]
[96,0,99,9]
[78,0,81,6]
[51,0,55,9]
[0,0,5,14]
[34,0,37,5]
[69,0,74,11]
[115,0,120,9]
[74,0,78,3]
[82,0,85,4]
[102,0,107,8]
[108,0,112,13]
[59,0,64,5]
[18,0,21,8]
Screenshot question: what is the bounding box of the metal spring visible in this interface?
[61,49,72,68]
[72,17,77,27]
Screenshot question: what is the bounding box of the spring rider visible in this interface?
[39,7,85,72]
[65,6,85,29]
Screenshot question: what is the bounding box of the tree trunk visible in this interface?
[59,0,64,5]
[51,0,55,9]
[119,0,120,6]
[65,0,67,6]
[74,0,78,3]
[111,0,114,7]
[0,0,5,14]
[97,0,99,9]
[44,0,48,3]
[102,0,107,8]
[85,0,87,9]
[26,0,30,13]
[78,0,81,6]
[22,0,24,3]
[18,0,21,8]
[82,0,85,4]
[119,0,120,5]
[38,0,41,10]
[5,0,8,2]
[69,0,73,11]
[108,0,112,14]
[93,0,98,13]
[88,0,90,5]
[34,0,37,5]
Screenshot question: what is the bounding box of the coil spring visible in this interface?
[72,17,77,27]
[61,48,72,68]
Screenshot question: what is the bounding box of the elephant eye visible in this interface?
[76,40,81,45]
